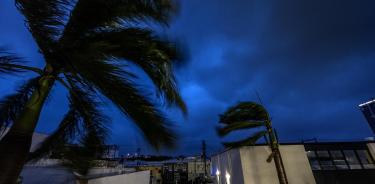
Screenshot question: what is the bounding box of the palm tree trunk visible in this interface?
[0,74,55,184]
[272,148,288,184]
[266,121,288,184]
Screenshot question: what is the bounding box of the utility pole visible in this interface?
[136,147,141,166]
[202,140,207,176]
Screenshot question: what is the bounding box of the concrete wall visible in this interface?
[211,149,244,184]
[240,146,279,184]
[279,145,316,184]
[87,167,126,176]
[21,166,76,184]
[367,143,375,158]
[212,145,316,184]
[88,170,150,184]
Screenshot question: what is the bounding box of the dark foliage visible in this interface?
[217,102,270,148]
[0,78,39,135]
[1,0,185,177]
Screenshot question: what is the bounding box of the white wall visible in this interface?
[367,143,375,158]
[88,170,150,184]
[279,145,316,184]
[240,146,279,184]
[211,149,244,184]
[212,145,316,184]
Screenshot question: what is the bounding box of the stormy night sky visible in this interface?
[1,0,375,155]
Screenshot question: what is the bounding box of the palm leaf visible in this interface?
[0,49,25,74]
[28,106,80,161]
[15,0,70,52]
[68,58,176,149]
[0,78,39,135]
[217,121,265,137]
[222,130,268,148]
[61,0,178,42]
[61,135,104,176]
[220,102,269,124]
[29,85,109,159]
[69,28,186,113]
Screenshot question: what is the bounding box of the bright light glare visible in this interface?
[359,99,375,107]
[226,171,231,184]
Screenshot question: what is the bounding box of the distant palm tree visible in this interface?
[217,102,288,184]
[0,1,186,183]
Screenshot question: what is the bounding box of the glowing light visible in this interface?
[359,99,375,107]
[216,169,221,183]
[225,171,231,184]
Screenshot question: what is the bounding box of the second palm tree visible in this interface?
[217,102,288,184]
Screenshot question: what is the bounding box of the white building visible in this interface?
[211,142,375,184]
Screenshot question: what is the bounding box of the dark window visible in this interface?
[343,150,362,169]
[317,151,335,170]
[356,150,375,169]
[330,150,348,170]
[307,151,321,170]
[306,148,375,171]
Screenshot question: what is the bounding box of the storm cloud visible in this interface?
[1,0,375,155]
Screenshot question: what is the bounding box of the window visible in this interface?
[306,148,375,171]
[316,151,335,170]
[307,151,321,170]
[330,150,348,170]
[343,150,362,169]
[356,150,375,169]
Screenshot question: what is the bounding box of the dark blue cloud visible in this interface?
[1,0,375,155]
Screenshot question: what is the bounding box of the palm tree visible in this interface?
[0,1,186,183]
[217,102,288,184]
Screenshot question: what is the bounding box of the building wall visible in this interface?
[88,170,150,184]
[359,100,375,134]
[212,149,244,184]
[187,159,210,181]
[367,143,375,158]
[137,166,162,184]
[212,145,316,184]
[239,146,279,184]
[279,145,316,184]
[21,166,76,184]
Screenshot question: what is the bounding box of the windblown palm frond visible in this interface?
[67,58,176,149]
[217,121,265,137]
[28,105,80,161]
[222,130,268,148]
[0,50,25,74]
[69,27,186,113]
[61,0,177,41]
[61,132,106,176]
[15,0,70,50]
[0,49,43,75]
[0,78,39,135]
[29,86,109,161]
[30,86,110,176]
[218,102,271,148]
[220,102,269,124]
